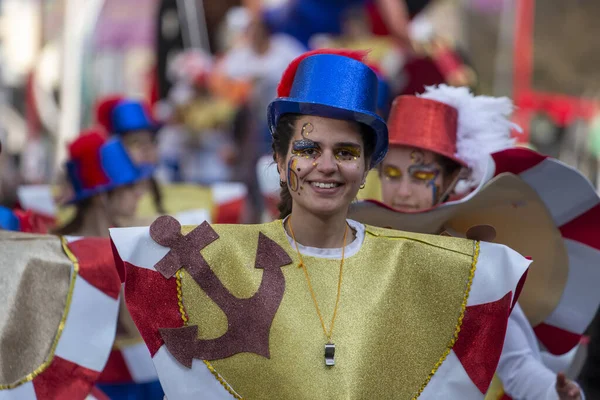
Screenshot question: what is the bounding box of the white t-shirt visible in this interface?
[282,217,365,259]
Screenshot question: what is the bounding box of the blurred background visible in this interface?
[1,0,599,214]
[1,2,599,397]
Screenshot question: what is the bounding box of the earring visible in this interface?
[359,183,366,190]
[280,180,286,187]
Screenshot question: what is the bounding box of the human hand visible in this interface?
[556,372,582,400]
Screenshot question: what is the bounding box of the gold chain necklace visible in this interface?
[287,218,347,367]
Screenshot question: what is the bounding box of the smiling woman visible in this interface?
[272,114,376,223]
[267,49,386,249]
[110,49,531,400]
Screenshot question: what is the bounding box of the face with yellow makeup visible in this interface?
[379,146,461,211]
[277,115,372,219]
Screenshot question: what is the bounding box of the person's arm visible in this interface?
[498,304,583,400]
[373,0,412,49]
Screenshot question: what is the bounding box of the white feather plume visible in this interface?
[418,84,521,193]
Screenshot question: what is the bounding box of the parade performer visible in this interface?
[54,130,153,237]
[0,206,19,231]
[50,131,164,399]
[95,95,248,225]
[349,86,600,399]
[311,3,474,98]
[109,49,529,399]
[156,48,237,185]
[379,85,516,210]
[254,0,428,48]
[0,139,121,400]
[0,205,52,233]
[96,97,159,167]
[0,138,55,233]
[96,96,165,215]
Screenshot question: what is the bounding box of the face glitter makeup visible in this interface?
[292,139,319,158]
[408,151,441,204]
[301,122,314,136]
[287,158,300,192]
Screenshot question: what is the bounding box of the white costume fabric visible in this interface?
[497,304,585,400]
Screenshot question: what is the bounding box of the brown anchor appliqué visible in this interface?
[150,215,292,368]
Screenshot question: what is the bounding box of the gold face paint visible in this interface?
[335,145,361,162]
[383,165,402,180]
[292,141,362,163]
[410,169,438,182]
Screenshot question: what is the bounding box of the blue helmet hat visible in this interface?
[111,100,159,135]
[373,70,391,119]
[96,96,159,136]
[267,50,389,167]
[66,131,154,204]
[0,206,19,231]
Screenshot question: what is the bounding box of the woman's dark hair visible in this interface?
[52,198,93,236]
[52,186,132,236]
[272,113,376,219]
[436,156,462,203]
[436,155,461,178]
[150,177,166,214]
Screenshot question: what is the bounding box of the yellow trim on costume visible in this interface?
[176,269,189,325]
[177,268,242,399]
[0,237,79,390]
[202,361,243,400]
[413,241,480,399]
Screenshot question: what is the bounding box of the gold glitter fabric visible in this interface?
[180,221,476,399]
[0,232,71,386]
